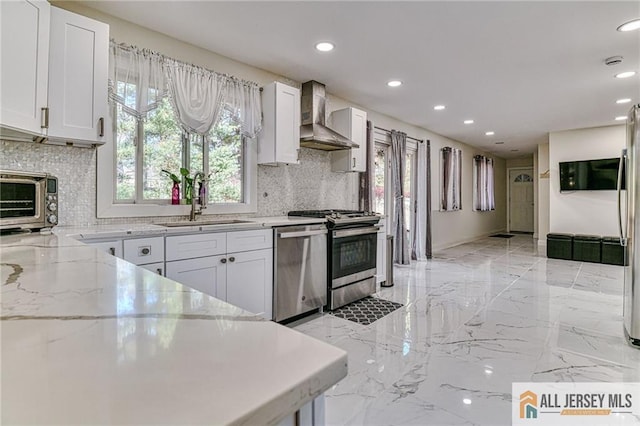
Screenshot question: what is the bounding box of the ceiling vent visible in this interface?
[605,56,624,66]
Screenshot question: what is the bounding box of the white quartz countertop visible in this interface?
[55,216,327,240]
[0,232,347,425]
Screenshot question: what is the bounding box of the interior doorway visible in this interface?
[508,168,534,233]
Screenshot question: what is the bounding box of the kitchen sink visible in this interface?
[157,219,254,227]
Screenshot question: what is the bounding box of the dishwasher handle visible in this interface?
[278,229,327,239]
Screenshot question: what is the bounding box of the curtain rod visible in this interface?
[373,125,423,143]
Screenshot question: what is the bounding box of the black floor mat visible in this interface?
[490,234,515,238]
[331,296,403,325]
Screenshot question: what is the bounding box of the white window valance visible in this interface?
[108,40,262,138]
[108,42,167,120]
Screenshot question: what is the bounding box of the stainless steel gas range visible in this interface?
[288,210,381,310]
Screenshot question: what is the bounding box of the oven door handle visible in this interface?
[333,226,381,238]
[278,229,327,239]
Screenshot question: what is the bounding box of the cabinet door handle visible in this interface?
[41,107,49,129]
[352,157,356,168]
[108,247,115,256]
[156,268,163,275]
[98,117,105,137]
[220,258,227,264]
[140,247,150,255]
[229,256,235,263]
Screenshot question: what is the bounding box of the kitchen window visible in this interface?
[404,150,416,243]
[114,96,244,204]
[97,41,260,218]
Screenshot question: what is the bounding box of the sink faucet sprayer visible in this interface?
[190,172,207,221]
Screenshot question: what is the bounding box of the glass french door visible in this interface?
[404,149,417,247]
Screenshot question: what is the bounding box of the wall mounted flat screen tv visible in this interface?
[559,157,625,191]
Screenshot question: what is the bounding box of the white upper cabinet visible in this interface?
[258,82,301,165]
[0,3,109,145]
[47,7,109,144]
[0,0,50,139]
[330,107,367,172]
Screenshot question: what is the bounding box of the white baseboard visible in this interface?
[433,228,507,251]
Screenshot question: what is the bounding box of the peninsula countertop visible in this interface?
[0,231,347,425]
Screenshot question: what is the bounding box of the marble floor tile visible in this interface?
[291,235,638,425]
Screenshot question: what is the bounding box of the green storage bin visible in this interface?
[602,236,627,266]
[573,235,601,263]
[547,233,573,260]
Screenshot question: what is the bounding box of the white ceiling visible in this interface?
[83,1,640,158]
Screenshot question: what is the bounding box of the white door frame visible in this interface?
[507,166,534,233]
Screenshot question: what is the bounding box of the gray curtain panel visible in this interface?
[441,147,462,211]
[425,140,432,258]
[359,120,375,212]
[391,130,410,265]
[473,155,495,211]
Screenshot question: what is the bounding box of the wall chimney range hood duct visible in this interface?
[300,80,359,151]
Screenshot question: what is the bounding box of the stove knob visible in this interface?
[47,195,54,202]
[47,214,58,224]
[48,202,57,212]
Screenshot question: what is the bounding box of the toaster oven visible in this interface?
[0,170,58,231]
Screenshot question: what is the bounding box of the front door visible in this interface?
[509,168,534,232]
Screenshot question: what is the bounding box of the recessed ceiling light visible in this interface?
[463,398,472,405]
[618,18,640,32]
[463,119,474,124]
[433,105,446,110]
[495,141,505,145]
[315,42,334,52]
[387,80,402,87]
[485,131,495,136]
[616,116,628,121]
[615,71,636,79]
[617,98,632,104]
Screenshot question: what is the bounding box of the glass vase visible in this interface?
[171,182,180,205]
[184,182,193,204]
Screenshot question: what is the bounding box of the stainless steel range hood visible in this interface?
[300,81,359,151]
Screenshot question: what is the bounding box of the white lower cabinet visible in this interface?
[139,262,166,277]
[277,395,326,426]
[123,236,165,276]
[166,229,273,319]
[226,248,273,319]
[85,239,123,258]
[83,229,273,318]
[165,255,227,299]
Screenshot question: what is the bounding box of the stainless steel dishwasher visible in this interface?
[273,224,327,322]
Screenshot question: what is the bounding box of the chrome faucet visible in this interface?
[189,172,207,221]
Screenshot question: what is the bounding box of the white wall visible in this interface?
[537,143,550,243]
[9,1,507,250]
[549,125,625,236]
[506,157,533,169]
